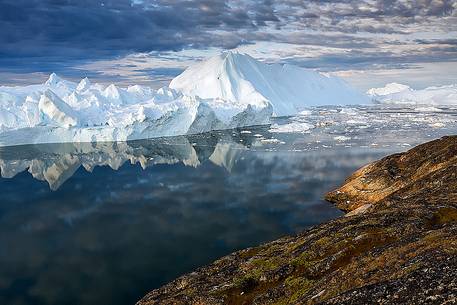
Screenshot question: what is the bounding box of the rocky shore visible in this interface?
[137,136,457,305]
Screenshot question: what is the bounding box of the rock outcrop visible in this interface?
[325,135,457,212]
[137,136,457,305]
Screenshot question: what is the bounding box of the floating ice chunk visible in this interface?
[415,106,442,112]
[429,122,446,128]
[260,138,285,144]
[339,108,358,115]
[346,119,367,125]
[367,83,411,96]
[334,135,351,141]
[269,121,314,133]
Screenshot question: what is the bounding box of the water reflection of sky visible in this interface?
[1,107,456,305]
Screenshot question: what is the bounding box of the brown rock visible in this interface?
[325,136,457,212]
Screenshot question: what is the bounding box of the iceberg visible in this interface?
[368,83,457,105]
[0,52,367,147]
[170,52,368,116]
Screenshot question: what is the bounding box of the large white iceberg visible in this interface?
[0,52,367,147]
[368,83,457,105]
[171,52,367,116]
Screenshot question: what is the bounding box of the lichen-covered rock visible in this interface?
[137,136,457,305]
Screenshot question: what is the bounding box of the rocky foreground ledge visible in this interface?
[137,136,457,305]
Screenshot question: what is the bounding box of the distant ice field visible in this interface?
[258,104,457,150]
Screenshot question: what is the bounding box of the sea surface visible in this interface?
[1,105,456,305]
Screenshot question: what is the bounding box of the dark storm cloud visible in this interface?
[0,0,255,60]
[0,0,455,77]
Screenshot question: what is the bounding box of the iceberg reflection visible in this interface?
[0,128,260,190]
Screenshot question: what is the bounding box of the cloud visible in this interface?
[0,0,258,60]
[0,0,456,85]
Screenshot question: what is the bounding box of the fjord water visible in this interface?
[1,106,457,305]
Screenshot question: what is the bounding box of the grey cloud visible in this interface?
[0,0,455,80]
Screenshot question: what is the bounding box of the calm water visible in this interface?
[1,106,456,305]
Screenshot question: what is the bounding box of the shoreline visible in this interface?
[137,135,457,304]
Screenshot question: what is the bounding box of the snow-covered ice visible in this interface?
[334,135,351,142]
[171,52,368,116]
[0,52,368,147]
[368,83,457,105]
[367,83,411,96]
[269,120,314,133]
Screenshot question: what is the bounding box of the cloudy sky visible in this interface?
[1,0,456,90]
